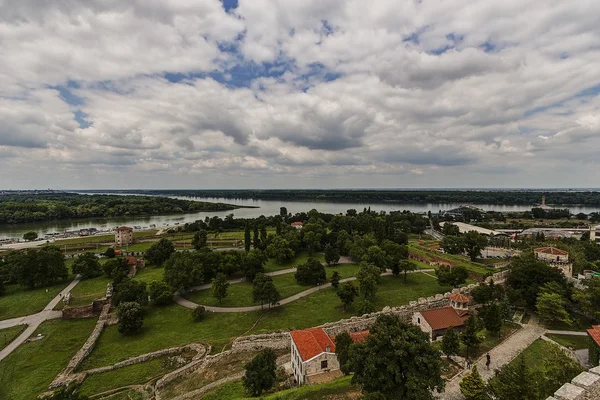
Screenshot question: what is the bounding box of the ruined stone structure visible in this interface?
[62,300,106,319]
[547,366,600,400]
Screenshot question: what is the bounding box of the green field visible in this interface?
[0,325,26,351]
[546,334,591,350]
[0,319,96,400]
[185,264,360,307]
[0,281,70,320]
[202,375,357,400]
[133,265,165,284]
[68,276,113,307]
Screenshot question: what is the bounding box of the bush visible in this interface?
[243,349,277,396]
[295,258,327,285]
[193,305,206,321]
[112,279,148,307]
[117,302,143,335]
[148,281,174,305]
[72,253,102,279]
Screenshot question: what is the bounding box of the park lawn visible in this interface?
[69,276,112,307]
[0,280,70,320]
[0,325,26,351]
[133,265,165,284]
[0,318,96,400]
[542,313,595,331]
[546,334,591,350]
[264,251,325,273]
[185,264,362,308]
[101,390,144,400]
[202,376,357,400]
[79,355,177,396]
[250,272,447,334]
[79,305,261,370]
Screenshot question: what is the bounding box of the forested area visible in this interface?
[0,193,241,224]
[113,189,600,206]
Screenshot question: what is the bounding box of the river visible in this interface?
[1,196,599,239]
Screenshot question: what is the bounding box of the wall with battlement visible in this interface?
[547,366,600,400]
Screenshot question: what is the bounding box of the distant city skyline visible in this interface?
[1,1,599,189]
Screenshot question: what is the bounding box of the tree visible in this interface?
[104,247,116,258]
[265,236,294,264]
[112,279,148,306]
[192,305,206,321]
[348,314,444,399]
[337,282,359,310]
[463,231,488,261]
[145,238,175,266]
[461,315,482,361]
[441,236,466,255]
[242,250,265,281]
[541,344,584,394]
[324,244,340,266]
[6,245,68,288]
[294,257,326,285]
[23,231,38,241]
[357,299,376,315]
[442,223,460,236]
[102,257,129,284]
[244,223,251,252]
[357,262,381,299]
[163,252,202,292]
[459,366,488,400]
[252,273,280,309]
[536,292,573,326]
[212,273,229,304]
[471,283,494,305]
[330,271,341,288]
[398,260,417,282]
[192,230,208,250]
[243,349,277,396]
[148,281,174,305]
[436,265,468,288]
[253,224,260,249]
[280,207,288,220]
[117,302,143,335]
[335,332,353,375]
[441,327,461,358]
[488,355,537,400]
[482,303,503,336]
[72,253,102,279]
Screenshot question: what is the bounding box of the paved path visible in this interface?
[0,276,80,362]
[175,270,435,313]
[546,329,589,336]
[439,318,546,399]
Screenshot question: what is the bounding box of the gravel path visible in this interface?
[438,318,546,399]
[546,329,589,336]
[0,276,81,361]
[175,270,435,312]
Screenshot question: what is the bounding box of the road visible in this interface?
[175,269,435,313]
[0,276,80,361]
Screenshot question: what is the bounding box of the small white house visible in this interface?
[534,247,573,277]
[413,294,470,341]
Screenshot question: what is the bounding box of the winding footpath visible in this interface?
[175,268,435,312]
[0,276,81,362]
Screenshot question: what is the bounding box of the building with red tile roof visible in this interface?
[290,221,303,230]
[413,306,470,341]
[290,328,369,385]
[534,247,573,276]
[588,325,600,366]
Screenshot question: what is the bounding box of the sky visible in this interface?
[1,0,600,190]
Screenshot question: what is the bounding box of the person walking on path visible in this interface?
[486,353,491,370]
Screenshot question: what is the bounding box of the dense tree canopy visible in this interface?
[117,302,144,335]
[72,253,102,279]
[294,258,326,285]
[243,349,277,397]
[4,246,68,288]
[145,238,175,266]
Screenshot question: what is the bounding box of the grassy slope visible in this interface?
[185,264,360,307]
[0,319,96,400]
[0,281,70,320]
[0,325,26,351]
[546,333,590,350]
[202,376,357,400]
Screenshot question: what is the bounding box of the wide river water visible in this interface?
[1,195,599,239]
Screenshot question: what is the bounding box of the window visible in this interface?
[417,317,421,324]
[321,360,328,369]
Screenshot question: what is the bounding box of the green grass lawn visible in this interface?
[546,334,591,350]
[133,265,165,284]
[79,305,261,370]
[68,276,112,307]
[185,264,361,307]
[264,251,325,273]
[0,325,26,351]
[202,375,357,400]
[542,313,595,331]
[0,281,70,320]
[79,355,177,396]
[0,318,96,400]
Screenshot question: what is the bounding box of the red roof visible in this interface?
[116,226,133,231]
[588,325,600,347]
[126,256,138,266]
[420,307,466,331]
[291,328,336,362]
[535,247,568,256]
[291,222,303,226]
[349,330,369,344]
[449,293,470,303]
